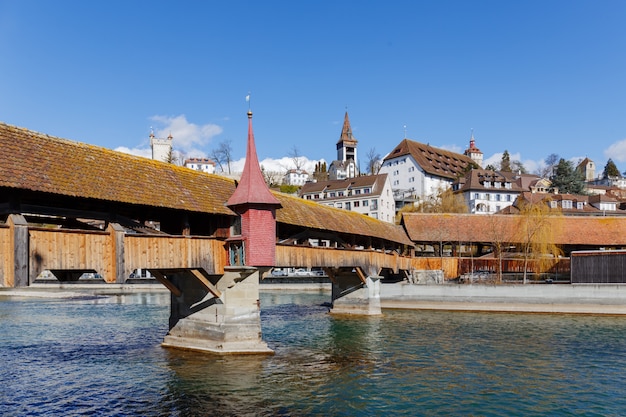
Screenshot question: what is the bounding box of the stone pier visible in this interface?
[162,266,273,355]
[329,267,382,316]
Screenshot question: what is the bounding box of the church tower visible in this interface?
[464,130,483,168]
[337,112,358,169]
[151,130,173,163]
[329,111,359,179]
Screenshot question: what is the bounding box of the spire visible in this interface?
[337,111,357,145]
[226,110,281,208]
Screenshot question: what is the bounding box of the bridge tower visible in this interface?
[162,109,280,355]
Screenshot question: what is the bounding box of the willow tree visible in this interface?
[516,200,563,283]
[487,215,515,283]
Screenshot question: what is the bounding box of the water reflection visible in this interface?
[2,291,626,416]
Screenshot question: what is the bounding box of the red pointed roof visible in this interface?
[226,111,282,208]
[337,111,357,145]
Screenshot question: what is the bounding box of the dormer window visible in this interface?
[550,201,557,209]
[562,200,573,209]
[494,182,501,188]
[577,202,584,210]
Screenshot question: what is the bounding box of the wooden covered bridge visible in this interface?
[0,116,421,354]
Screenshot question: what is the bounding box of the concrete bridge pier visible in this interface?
[328,267,382,316]
[161,266,273,355]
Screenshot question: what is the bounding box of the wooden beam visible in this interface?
[151,270,182,297]
[190,269,222,298]
[354,266,367,284]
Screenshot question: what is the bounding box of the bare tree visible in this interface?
[365,147,382,175]
[536,153,559,178]
[211,140,233,174]
[261,165,284,187]
[288,146,306,171]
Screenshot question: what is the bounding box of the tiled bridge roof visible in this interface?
[0,122,411,246]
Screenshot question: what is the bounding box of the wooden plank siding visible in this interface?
[0,225,9,286]
[275,245,458,278]
[29,228,112,281]
[1,226,228,285]
[123,235,227,277]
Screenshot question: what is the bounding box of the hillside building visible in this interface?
[298,174,395,223]
[379,137,476,210]
[184,157,216,174]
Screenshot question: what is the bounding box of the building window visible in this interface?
[408,166,415,172]
[354,201,360,207]
[345,202,351,210]
[306,195,311,200]
[408,177,415,183]
[562,200,572,209]
[330,192,336,197]
[363,200,369,207]
[371,199,378,210]
[355,189,361,195]
[364,188,370,194]
[506,195,512,202]
[337,202,343,208]
[314,194,319,199]
[474,193,479,199]
[496,194,501,201]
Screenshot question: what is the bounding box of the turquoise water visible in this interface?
[1,290,626,416]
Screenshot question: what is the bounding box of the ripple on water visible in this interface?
[2,292,626,416]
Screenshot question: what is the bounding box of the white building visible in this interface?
[184,157,216,174]
[298,174,395,223]
[379,137,478,210]
[283,169,310,186]
[453,169,539,214]
[150,130,173,163]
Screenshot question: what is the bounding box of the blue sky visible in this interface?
[1,0,626,175]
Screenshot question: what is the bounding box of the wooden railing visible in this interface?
[275,245,459,277]
[1,216,228,286]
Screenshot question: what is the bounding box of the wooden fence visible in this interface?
[1,215,227,287]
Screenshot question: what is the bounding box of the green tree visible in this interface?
[602,158,621,179]
[551,158,585,194]
[516,200,563,283]
[312,161,327,182]
[500,150,512,172]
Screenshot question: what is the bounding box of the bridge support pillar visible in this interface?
[162,266,273,355]
[330,269,382,316]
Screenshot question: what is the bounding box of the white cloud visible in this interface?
[228,156,322,175]
[150,114,223,157]
[115,146,152,159]
[604,139,626,163]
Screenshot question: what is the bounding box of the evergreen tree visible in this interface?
[500,150,512,172]
[551,158,585,194]
[602,158,621,179]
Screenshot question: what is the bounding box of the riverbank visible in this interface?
[380,282,626,314]
[3,281,626,315]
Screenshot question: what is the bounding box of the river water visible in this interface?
[1,289,626,416]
